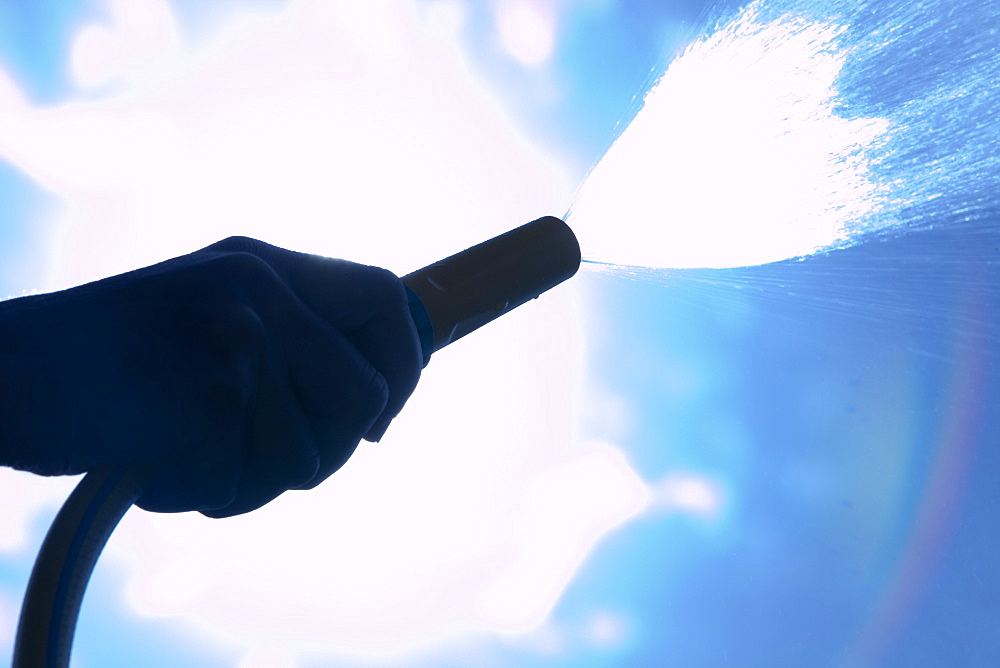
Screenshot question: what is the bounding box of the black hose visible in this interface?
[13,465,149,668]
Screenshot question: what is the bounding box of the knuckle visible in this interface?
[212,250,279,287]
[354,366,389,423]
[365,266,405,301]
[207,301,268,351]
[208,251,295,317]
[195,472,240,512]
[284,447,321,488]
[204,236,272,255]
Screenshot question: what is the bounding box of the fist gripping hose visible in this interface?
[13,216,581,668]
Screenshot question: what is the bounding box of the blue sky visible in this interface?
[1,1,998,666]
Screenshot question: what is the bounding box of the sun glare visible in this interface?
[0,0,660,664]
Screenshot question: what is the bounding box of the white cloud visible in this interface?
[236,647,296,668]
[420,0,470,40]
[0,0,651,664]
[478,443,650,634]
[651,472,725,519]
[583,609,631,648]
[69,0,182,89]
[494,0,558,66]
[0,468,78,555]
[0,588,16,655]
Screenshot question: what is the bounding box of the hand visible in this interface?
[0,237,422,517]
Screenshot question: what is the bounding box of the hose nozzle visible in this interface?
[403,216,581,366]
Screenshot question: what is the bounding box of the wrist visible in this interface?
[0,295,48,473]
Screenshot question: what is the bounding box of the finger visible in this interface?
[208,238,422,440]
[346,309,421,442]
[288,418,361,490]
[203,351,321,518]
[138,444,241,513]
[136,406,245,513]
[299,265,421,440]
[283,308,389,488]
[205,237,404,333]
[138,320,258,513]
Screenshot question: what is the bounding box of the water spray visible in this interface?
[13,216,581,668]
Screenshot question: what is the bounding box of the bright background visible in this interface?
[1,1,998,667]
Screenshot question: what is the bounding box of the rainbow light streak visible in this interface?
[842,259,991,667]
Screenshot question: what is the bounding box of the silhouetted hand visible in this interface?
[0,237,422,517]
